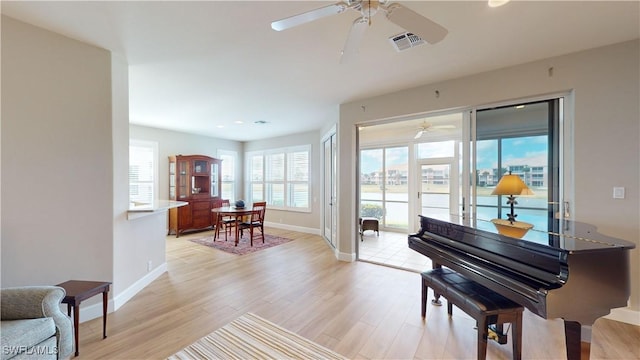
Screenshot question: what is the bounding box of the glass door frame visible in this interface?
[359,145,410,231]
[415,159,459,223]
[322,127,337,249]
[468,96,566,235]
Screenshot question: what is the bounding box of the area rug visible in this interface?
[168,312,346,360]
[189,234,293,255]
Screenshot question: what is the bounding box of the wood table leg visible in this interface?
[102,290,108,338]
[73,304,80,356]
[235,215,241,246]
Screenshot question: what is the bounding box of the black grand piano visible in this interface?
[409,215,635,360]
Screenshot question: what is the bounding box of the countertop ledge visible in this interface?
[127,200,188,220]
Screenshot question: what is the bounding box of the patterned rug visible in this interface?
[189,233,293,255]
[167,312,345,360]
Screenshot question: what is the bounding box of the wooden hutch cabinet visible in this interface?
[168,155,222,237]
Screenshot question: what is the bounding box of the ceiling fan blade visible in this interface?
[340,17,369,64]
[271,2,349,31]
[384,3,448,44]
[414,130,424,139]
[432,124,456,129]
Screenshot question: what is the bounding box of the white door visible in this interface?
[322,132,337,248]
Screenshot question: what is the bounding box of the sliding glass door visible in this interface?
[353,98,563,268]
[473,99,561,236]
[360,146,409,230]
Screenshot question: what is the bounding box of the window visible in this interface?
[247,145,310,211]
[129,140,158,205]
[218,149,237,201]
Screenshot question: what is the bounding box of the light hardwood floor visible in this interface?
[77,228,639,359]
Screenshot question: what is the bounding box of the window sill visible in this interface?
[127,200,188,220]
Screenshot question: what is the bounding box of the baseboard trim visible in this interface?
[581,325,592,342]
[264,221,320,235]
[73,263,167,323]
[336,250,355,262]
[264,222,356,261]
[604,307,640,326]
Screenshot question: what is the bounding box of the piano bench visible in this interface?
[421,268,524,360]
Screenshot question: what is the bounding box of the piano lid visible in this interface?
[421,215,635,253]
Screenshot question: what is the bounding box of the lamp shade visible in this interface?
[491,174,533,196]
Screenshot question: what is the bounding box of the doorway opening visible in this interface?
[358,112,463,271]
[356,97,563,271]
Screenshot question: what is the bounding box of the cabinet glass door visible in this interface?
[178,160,189,198]
[194,160,207,174]
[169,162,176,199]
[211,162,219,197]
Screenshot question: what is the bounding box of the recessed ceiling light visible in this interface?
[216,125,225,128]
[235,120,244,124]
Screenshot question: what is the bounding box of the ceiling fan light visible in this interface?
[488,0,510,8]
[361,0,379,18]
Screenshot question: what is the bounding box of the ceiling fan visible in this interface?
[271,0,448,63]
[414,122,455,139]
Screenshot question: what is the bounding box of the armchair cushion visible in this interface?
[1,286,73,359]
[1,318,55,359]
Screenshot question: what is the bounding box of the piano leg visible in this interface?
[431,263,443,306]
[564,320,589,360]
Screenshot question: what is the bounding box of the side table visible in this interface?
[56,280,111,357]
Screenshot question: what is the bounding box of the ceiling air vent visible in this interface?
[389,32,425,52]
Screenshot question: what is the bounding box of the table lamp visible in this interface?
[491,171,534,237]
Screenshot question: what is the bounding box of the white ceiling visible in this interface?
[2,1,638,142]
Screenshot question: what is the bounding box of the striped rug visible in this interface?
[168,313,346,360]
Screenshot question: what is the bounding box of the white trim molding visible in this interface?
[605,307,640,326]
[264,221,320,235]
[70,263,168,323]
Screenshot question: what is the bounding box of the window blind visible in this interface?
[129,144,155,204]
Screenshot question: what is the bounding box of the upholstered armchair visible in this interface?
[1,286,73,359]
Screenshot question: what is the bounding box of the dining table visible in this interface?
[211,206,256,246]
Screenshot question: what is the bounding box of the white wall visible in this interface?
[129,125,243,207]
[339,40,639,318]
[111,54,170,312]
[1,17,173,321]
[1,16,113,287]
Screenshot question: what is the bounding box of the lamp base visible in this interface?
[491,218,533,238]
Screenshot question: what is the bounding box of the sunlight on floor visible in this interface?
[358,230,432,272]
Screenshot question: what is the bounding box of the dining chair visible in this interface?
[220,199,235,241]
[239,201,266,246]
[212,199,224,240]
